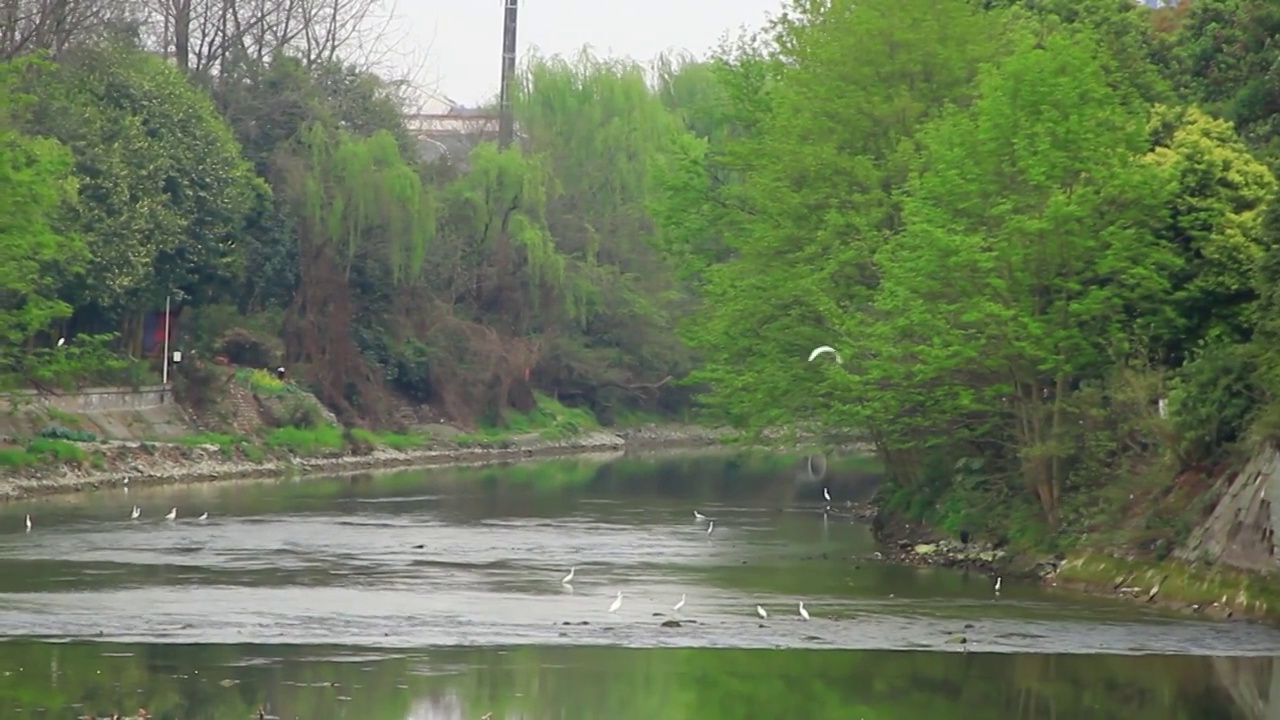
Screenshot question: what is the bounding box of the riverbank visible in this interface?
[870,511,1269,623]
[0,424,738,502]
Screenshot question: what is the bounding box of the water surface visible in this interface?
[0,451,1274,718]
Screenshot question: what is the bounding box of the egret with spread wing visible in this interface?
[808,345,843,364]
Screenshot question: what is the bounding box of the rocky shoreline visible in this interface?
[0,424,737,502]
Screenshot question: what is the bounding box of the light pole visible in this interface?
[161,294,172,400]
[498,0,518,150]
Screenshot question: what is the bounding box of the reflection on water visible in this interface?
[0,451,1274,718]
[0,642,1267,719]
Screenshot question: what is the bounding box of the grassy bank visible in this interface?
[1051,552,1279,620]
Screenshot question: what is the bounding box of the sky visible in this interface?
[390,0,786,107]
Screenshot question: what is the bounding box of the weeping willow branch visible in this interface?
[273,121,434,424]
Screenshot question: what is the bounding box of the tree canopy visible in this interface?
[2,0,1280,548]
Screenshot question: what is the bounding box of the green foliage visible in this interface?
[20,44,264,313]
[264,425,345,453]
[24,438,88,464]
[282,122,433,283]
[671,0,1006,432]
[460,393,599,443]
[5,333,138,390]
[1169,0,1280,154]
[236,368,290,395]
[649,0,1280,547]
[0,61,81,373]
[1145,104,1277,358]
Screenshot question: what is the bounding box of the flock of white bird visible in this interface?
[571,504,828,623]
[23,505,208,533]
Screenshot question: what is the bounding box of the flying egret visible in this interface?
[694,510,707,521]
[130,506,140,520]
[706,520,715,535]
[24,514,31,532]
[798,601,810,621]
[674,594,686,612]
[164,508,177,521]
[562,567,576,584]
[198,512,209,520]
[608,591,623,613]
[756,605,768,620]
[808,345,843,364]
[823,487,831,503]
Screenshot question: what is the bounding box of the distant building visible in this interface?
[406,93,526,165]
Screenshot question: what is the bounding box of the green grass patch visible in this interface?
[264,425,344,454]
[0,447,32,467]
[609,406,669,427]
[465,393,599,443]
[1057,551,1280,619]
[25,438,88,463]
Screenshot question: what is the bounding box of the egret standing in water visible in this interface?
[130,506,140,520]
[198,512,208,520]
[756,605,768,620]
[694,510,707,521]
[706,520,715,535]
[562,567,576,585]
[609,591,623,613]
[673,594,686,613]
[798,601,810,620]
[994,576,1002,595]
[823,487,831,503]
[164,507,177,521]
[24,514,31,532]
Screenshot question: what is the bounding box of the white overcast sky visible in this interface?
[389,0,785,107]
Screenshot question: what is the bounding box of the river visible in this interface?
[0,450,1275,719]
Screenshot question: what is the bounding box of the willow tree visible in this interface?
[423,141,582,425]
[274,122,433,423]
[514,50,695,414]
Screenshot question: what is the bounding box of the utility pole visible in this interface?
[497,0,518,150]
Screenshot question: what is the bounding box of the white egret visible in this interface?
[562,567,576,584]
[994,576,1002,594]
[674,594,686,612]
[756,605,768,620]
[706,520,714,535]
[693,510,707,521]
[56,337,65,347]
[164,507,177,521]
[807,345,843,364]
[24,514,31,532]
[823,487,831,503]
[198,512,209,520]
[798,601,810,621]
[608,591,623,613]
[130,506,140,520]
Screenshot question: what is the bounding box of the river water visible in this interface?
[0,451,1276,718]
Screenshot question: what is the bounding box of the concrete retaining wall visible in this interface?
[1,385,173,413]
